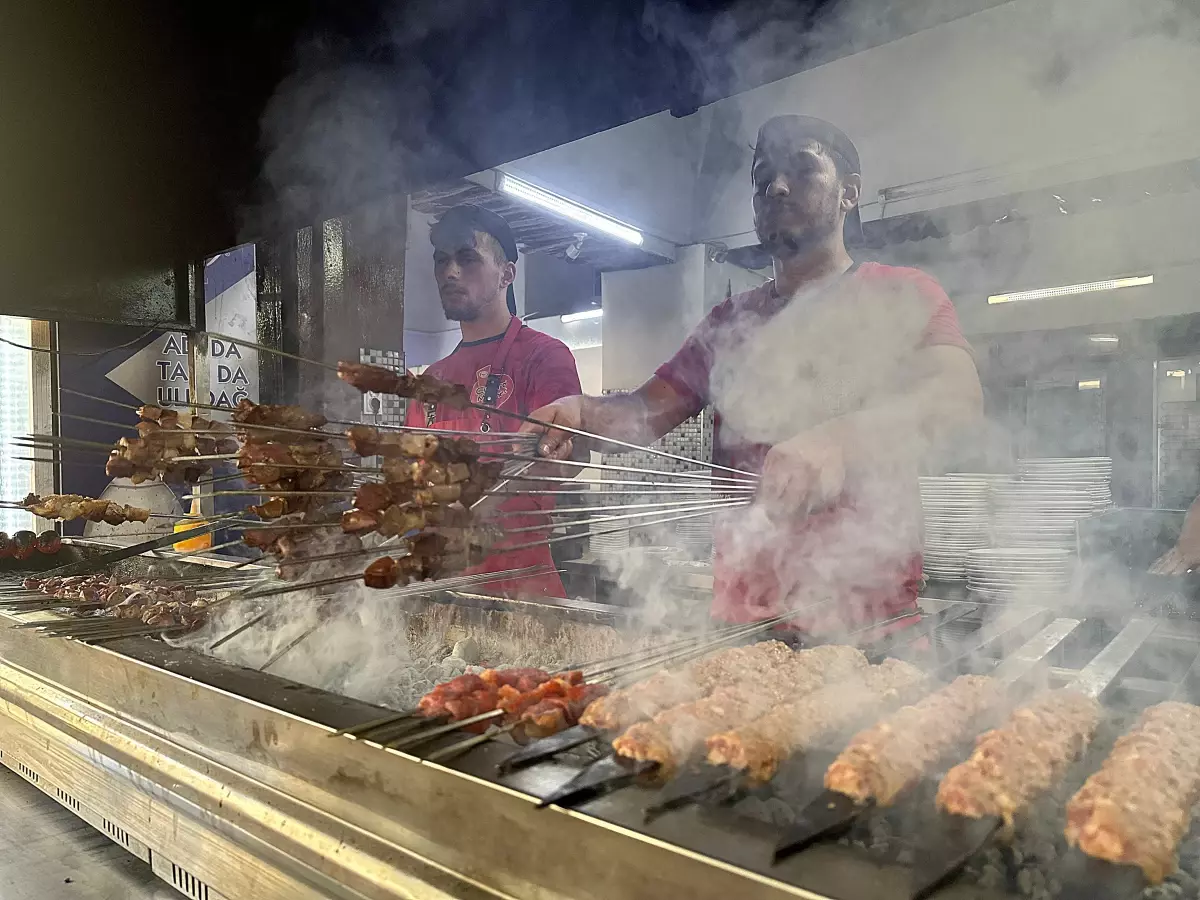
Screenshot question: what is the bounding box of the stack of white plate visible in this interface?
[675,514,713,556]
[966,547,1074,602]
[919,477,992,581]
[589,528,630,556]
[990,482,1093,552]
[1017,457,1113,512]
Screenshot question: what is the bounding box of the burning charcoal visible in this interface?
[440,656,468,678]
[761,797,794,829]
[452,638,480,664]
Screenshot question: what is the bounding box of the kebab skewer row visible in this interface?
[335,360,759,480]
[537,608,950,814]
[610,644,872,777]
[339,610,834,744]
[389,644,826,759]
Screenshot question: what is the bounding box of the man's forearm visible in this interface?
[579,392,657,447]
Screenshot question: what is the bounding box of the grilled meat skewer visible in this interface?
[21,493,152,525]
[232,399,327,432]
[579,641,796,732]
[937,689,1101,825]
[337,362,471,409]
[824,674,1005,806]
[345,426,479,460]
[1065,701,1200,884]
[705,658,929,782]
[612,645,869,776]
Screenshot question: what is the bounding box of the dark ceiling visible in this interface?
[0,0,1005,303]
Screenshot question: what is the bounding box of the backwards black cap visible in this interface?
[430,204,519,315]
[753,115,864,245]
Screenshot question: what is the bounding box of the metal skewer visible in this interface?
[193,338,757,479]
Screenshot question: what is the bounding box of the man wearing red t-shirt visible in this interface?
[523,116,982,632]
[405,204,581,597]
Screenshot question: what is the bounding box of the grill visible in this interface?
[2,541,1197,900]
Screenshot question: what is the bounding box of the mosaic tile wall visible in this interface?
[598,397,715,502]
[359,348,405,426]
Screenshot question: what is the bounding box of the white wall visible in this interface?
[601,245,708,391]
[695,0,1200,246]
[876,188,1200,335]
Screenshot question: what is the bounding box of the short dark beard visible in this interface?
[440,296,479,322]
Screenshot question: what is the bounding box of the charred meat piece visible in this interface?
[612,645,870,776]
[580,641,798,732]
[706,658,929,782]
[824,674,1004,806]
[363,556,400,589]
[232,399,327,432]
[354,482,395,512]
[11,531,37,561]
[337,362,471,409]
[251,497,290,520]
[342,509,382,535]
[937,689,1101,825]
[1065,701,1200,883]
[136,404,180,427]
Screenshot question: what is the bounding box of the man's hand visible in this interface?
[1150,534,1200,575]
[520,396,583,460]
[758,426,847,521]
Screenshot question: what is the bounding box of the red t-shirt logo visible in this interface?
[473,366,514,407]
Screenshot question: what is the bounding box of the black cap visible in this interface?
[753,115,864,245]
[430,204,519,315]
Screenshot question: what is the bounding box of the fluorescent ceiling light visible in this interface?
[499,174,644,246]
[1077,380,1101,390]
[561,308,603,323]
[1167,369,1188,378]
[1088,334,1119,344]
[988,275,1153,305]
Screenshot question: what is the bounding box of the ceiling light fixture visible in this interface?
[561,308,603,323]
[988,275,1153,305]
[499,174,644,246]
[1087,334,1119,344]
[1077,380,1101,390]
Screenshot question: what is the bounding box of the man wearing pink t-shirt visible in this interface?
[522,116,982,633]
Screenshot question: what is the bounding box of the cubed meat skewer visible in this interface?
[337,362,472,409]
[21,493,152,525]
